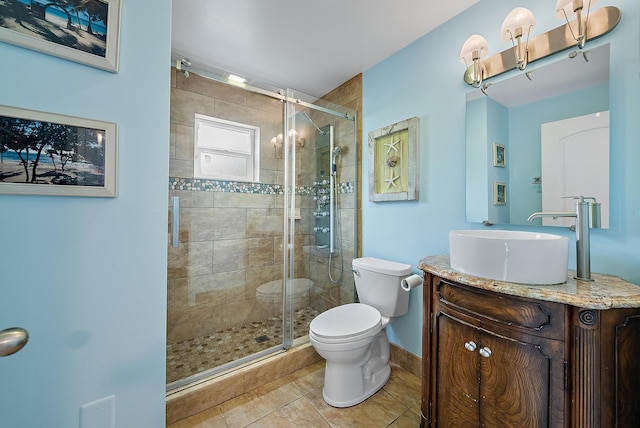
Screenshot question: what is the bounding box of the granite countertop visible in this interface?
[418,255,640,309]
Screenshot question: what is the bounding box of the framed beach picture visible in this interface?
[0,0,121,72]
[493,142,506,167]
[0,104,117,197]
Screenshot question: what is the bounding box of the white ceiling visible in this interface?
[171,0,479,97]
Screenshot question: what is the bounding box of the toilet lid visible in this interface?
[310,303,381,342]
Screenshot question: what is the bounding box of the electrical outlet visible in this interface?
[79,395,115,428]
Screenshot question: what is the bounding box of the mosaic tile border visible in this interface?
[169,177,354,194]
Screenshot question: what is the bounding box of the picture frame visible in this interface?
[0,104,117,197]
[0,0,121,72]
[368,117,419,202]
[493,142,506,167]
[493,182,507,205]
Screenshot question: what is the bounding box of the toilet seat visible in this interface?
[309,303,382,344]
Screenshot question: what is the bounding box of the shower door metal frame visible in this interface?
[282,91,296,349]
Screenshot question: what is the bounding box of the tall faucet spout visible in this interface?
[528,198,593,281]
[527,211,576,222]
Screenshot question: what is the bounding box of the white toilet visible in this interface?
[309,257,413,407]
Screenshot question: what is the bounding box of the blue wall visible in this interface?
[0,1,171,426]
[363,0,640,356]
[465,97,488,221]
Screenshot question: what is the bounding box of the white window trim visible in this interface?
[193,114,260,182]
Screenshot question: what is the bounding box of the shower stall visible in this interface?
[166,66,358,391]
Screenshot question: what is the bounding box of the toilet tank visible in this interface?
[352,257,412,318]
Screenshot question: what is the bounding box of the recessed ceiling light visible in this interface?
[228,74,246,84]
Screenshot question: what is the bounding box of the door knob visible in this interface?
[464,341,477,352]
[0,327,29,357]
[479,346,492,358]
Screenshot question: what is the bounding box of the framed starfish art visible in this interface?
[367,117,419,202]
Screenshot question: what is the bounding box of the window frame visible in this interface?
[193,114,260,182]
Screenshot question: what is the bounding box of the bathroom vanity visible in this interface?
[418,255,640,428]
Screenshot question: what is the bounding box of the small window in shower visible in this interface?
[194,114,260,182]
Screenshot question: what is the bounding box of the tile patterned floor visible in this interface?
[167,361,422,428]
[167,307,319,384]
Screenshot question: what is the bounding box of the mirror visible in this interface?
[465,44,610,228]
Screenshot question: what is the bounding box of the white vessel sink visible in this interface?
[449,230,570,285]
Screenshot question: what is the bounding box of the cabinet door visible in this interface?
[434,312,480,427]
[478,328,566,428]
[433,310,566,428]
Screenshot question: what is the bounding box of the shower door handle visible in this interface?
[171,196,180,248]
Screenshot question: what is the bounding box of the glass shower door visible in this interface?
[166,71,289,391]
[166,67,357,392]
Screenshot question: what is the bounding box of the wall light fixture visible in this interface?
[461,5,620,86]
[271,130,305,159]
[500,7,536,70]
[460,34,489,88]
[556,0,598,49]
[271,133,284,159]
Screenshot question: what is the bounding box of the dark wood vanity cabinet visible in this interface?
[421,272,640,428]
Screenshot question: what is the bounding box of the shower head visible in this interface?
[299,111,327,135]
[331,146,342,171]
[331,146,342,175]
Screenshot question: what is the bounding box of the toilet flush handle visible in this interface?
[352,268,360,276]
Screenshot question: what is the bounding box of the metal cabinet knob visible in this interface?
[0,327,29,357]
[479,346,492,358]
[464,341,477,352]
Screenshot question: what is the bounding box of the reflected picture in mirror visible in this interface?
[493,143,506,167]
[465,44,610,228]
[494,182,506,205]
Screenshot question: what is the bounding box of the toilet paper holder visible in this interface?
[401,274,423,291]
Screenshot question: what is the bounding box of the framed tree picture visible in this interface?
[0,0,121,72]
[368,117,419,202]
[0,104,117,197]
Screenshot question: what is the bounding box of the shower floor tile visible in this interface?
[167,306,319,385]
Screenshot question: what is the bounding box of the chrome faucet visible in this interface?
[528,196,600,281]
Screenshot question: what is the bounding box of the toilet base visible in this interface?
[322,363,390,408]
[319,330,391,408]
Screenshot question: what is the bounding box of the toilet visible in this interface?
[256,278,313,313]
[309,257,412,407]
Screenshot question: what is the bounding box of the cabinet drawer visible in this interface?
[435,279,566,340]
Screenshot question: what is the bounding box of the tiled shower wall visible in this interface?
[167,68,361,346]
